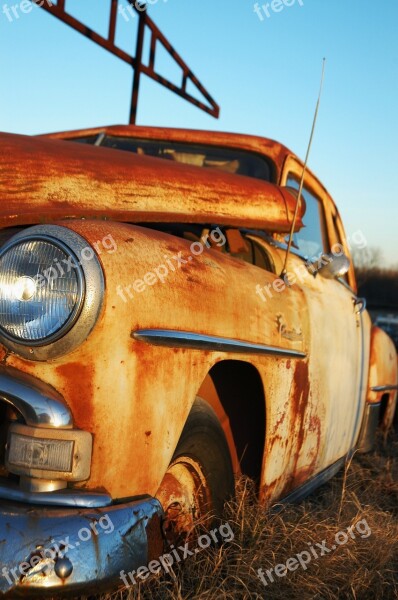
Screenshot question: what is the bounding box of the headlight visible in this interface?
[0,238,84,344]
[0,225,104,360]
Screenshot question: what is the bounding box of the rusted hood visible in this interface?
[0,132,304,231]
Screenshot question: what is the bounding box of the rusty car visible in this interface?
[0,124,397,596]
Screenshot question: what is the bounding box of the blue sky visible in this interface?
[1,0,397,267]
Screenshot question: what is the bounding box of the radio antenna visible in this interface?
[281,58,326,277]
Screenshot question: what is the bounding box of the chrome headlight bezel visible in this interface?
[0,225,105,361]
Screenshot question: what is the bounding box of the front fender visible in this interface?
[2,220,307,501]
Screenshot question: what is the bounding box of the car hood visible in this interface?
[0,132,305,232]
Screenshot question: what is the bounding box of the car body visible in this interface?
[374,313,398,349]
[0,125,396,597]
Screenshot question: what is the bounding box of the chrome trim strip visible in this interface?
[337,276,357,294]
[0,478,111,508]
[0,366,73,428]
[133,329,306,358]
[371,384,398,392]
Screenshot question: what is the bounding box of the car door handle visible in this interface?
[353,297,367,314]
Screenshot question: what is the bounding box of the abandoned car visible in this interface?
[0,125,396,596]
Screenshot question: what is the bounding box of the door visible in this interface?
[283,172,364,468]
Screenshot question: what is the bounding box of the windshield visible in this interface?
[69,135,272,182]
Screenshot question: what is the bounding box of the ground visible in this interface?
[75,426,398,600]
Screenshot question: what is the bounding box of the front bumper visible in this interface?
[0,495,164,597]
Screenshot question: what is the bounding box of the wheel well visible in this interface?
[198,360,266,485]
[379,393,389,427]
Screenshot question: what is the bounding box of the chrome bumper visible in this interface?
[0,496,164,597]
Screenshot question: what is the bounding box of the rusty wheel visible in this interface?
[156,397,235,544]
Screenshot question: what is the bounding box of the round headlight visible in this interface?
[0,238,84,344]
[0,225,104,361]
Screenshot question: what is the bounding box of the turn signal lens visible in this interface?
[8,433,74,473]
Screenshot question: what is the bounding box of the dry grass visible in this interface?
[85,430,398,600]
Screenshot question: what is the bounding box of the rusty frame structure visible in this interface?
[30,0,220,124]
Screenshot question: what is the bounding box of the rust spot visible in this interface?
[145,430,152,437]
[292,465,314,489]
[277,475,294,499]
[146,513,164,561]
[55,362,94,431]
[0,345,7,363]
[291,362,310,424]
[269,434,283,446]
[307,415,321,468]
[290,361,311,480]
[309,414,321,433]
[271,411,286,436]
[82,519,101,567]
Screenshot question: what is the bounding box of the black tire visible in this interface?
[171,396,235,518]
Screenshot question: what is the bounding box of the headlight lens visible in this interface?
[0,238,84,344]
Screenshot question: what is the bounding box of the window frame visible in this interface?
[280,155,357,292]
[284,174,329,261]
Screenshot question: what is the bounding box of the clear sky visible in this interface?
[1,0,397,267]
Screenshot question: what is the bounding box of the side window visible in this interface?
[286,176,327,259]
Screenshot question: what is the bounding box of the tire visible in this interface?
[156,396,235,541]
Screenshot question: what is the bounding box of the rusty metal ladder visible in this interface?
[30,0,220,124]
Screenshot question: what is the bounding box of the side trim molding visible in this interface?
[133,329,306,359]
[371,384,398,392]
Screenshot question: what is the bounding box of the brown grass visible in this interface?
[84,431,398,600]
